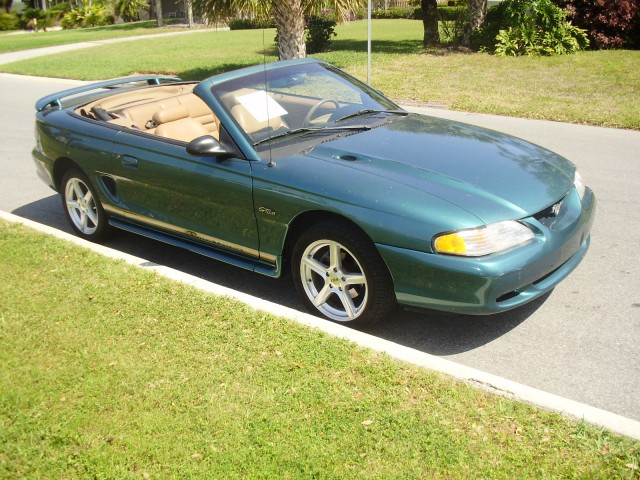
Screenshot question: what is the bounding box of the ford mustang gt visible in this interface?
[32,58,595,325]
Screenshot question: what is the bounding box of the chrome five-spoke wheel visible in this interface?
[61,170,111,241]
[292,220,395,325]
[65,177,98,235]
[299,239,368,322]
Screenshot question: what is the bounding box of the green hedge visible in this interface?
[227,7,466,29]
[369,6,467,21]
[371,7,416,19]
[228,18,276,30]
[0,13,18,31]
[437,6,468,21]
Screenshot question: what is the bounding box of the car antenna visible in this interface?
[263,27,276,168]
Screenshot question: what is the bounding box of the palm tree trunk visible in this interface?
[421,0,440,47]
[273,0,306,60]
[155,0,163,27]
[461,0,487,46]
[186,0,194,28]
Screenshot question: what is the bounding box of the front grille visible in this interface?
[534,196,566,228]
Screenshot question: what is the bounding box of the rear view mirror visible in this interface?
[269,74,305,89]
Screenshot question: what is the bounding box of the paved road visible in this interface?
[2,73,639,422]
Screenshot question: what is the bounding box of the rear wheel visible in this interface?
[292,220,395,325]
[61,170,111,241]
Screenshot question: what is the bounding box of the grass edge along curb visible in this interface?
[1,209,639,442]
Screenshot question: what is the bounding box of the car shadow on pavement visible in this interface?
[364,294,548,356]
[13,196,546,356]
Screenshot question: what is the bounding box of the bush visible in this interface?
[60,10,79,29]
[369,5,465,22]
[48,2,71,20]
[306,16,337,53]
[552,0,639,49]
[0,12,18,31]
[351,8,366,20]
[371,7,415,19]
[20,7,54,30]
[228,18,276,30]
[114,0,147,22]
[437,5,466,21]
[470,2,504,48]
[474,0,589,56]
[439,5,468,43]
[631,10,640,49]
[61,5,114,29]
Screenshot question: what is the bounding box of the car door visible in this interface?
[108,130,259,259]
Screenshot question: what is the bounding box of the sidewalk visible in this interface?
[0,27,224,65]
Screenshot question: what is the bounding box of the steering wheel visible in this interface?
[303,99,340,127]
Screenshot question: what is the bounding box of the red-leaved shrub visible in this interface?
[553,0,639,49]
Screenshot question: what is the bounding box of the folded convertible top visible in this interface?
[35,75,181,112]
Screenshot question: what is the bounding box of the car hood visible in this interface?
[303,114,576,223]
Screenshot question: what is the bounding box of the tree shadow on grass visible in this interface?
[177,62,266,81]
[329,38,424,55]
[174,41,469,81]
[77,21,167,34]
[175,45,278,80]
[70,19,199,36]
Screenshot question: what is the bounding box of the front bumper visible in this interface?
[378,188,596,315]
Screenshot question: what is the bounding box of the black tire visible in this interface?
[292,220,395,325]
[60,169,112,242]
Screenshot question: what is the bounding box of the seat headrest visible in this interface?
[152,105,190,125]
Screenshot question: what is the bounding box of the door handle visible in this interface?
[121,155,138,169]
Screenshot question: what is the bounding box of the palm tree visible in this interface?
[186,0,195,28]
[115,0,148,22]
[191,0,365,60]
[421,0,440,47]
[461,0,487,46]
[155,0,163,27]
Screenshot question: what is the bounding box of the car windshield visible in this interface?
[211,62,402,148]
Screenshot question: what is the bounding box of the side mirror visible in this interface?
[186,135,229,157]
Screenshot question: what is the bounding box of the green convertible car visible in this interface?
[33,58,595,325]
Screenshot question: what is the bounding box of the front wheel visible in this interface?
[292,221,395,325]
[61,170,111,241]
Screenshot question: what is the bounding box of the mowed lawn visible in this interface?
[1,20,638,129]
[0,20,203,53]
[1,220,639,478]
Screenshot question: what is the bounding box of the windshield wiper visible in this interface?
[253,125,371,146]
[334,109,408,123]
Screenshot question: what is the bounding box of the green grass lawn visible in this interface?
[0,20,204,54]
[1,19,638,129]
[1,220,639,478]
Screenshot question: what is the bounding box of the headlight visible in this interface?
[574,170,586,201]
[433,220,534,257]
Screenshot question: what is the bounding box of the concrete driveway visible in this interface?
[1,72,639,423]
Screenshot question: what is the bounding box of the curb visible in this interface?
[2,209,640,442]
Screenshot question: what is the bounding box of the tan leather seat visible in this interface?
[153,105,210,143]
[177,94,219,136]
[230,103,287,135]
